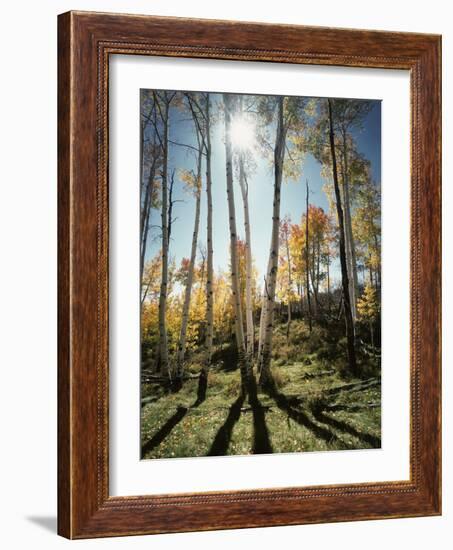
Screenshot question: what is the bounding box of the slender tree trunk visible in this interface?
[341,173,355,323]
[140,161,155,285]
[373,232,381,288]
[202,95,214,383]
[167,170,175,243]
[312,239,321,313]
[140,118,145,192]
[140,112,159,286]
[258,97,287,386]
[341,131,359,322]
[176,151,202,378]
[140,115,146,247]
[296,281,301,317]
[310,238,319,314]
[316,240,321,300]
[285,230,292,340]
[257,268,269,371]
[327,252,331,313]
[327,99,358,376]
[239,154,254,360]
[140,93,154,188]
[337,289,344,321]
[224,94,248,391]
[299,281,304,318]
[140,106,159,284]
[232,96,255,361]
[305,180,313,332]
[157,99,170,377]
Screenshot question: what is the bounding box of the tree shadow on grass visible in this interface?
[248,379,273,454]
[195,370,208,406]
[313,410,381,448]
[207,376,273,457]
[141,383,208,458]
[207,394,245,456]
[141,406,189,458]
[264,383,351,449]
[142,375,272,459]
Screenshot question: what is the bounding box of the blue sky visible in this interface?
[144,93,381,290]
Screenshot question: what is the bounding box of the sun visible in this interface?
[230,116,255,150]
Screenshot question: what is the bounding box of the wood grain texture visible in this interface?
[57,10,441,539]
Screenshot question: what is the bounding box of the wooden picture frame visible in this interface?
[58,10,441,539]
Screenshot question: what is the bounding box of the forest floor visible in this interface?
[141,330,381,459]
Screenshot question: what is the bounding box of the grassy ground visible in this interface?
[141,338,381,459]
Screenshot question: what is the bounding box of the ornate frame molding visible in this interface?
[58,11,441,538]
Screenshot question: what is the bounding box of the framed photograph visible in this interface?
[58,11,441,538]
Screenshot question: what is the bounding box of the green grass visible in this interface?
[141,350,381,459]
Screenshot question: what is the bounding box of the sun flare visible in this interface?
[230,116,255,150]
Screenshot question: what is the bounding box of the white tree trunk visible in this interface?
[140,106,159,289]
[157,99,170,377]
[223,94,248,389]
[285,229,292,340]
[257,256,270,371]
[203,95,214,376]
[176,151,202,377]
[239,155,254,360]
[258,97,287,385]
[305,180,313,332]
[140,160,155,284]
